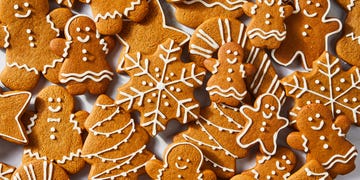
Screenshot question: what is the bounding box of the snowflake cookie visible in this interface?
[145,142,217,179]
[231,147,296,180]
[287,160,332,180]
[22,85,88,174]
[0,1,73,90]
[287,104,357,177]
[271,0,342,70]
[174,102,248,178]
[82,95,154,179]
[237,93,289,156]
[116,39,205,136]
[281,52,360,125]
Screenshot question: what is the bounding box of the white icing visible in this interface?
[310,120,324,130]
[6,62,39,75]
[303,9,318,17]
[346,32,360,44]
[276,160,285,170]
[42,58,65,75]
[347,0,355,10]
[251,169,259,179]
[56,149,82,164]
[15,9,32,18]
[48,106,62,113]
[77,35,90,43]
[301,135,309,152]
[69,114,82,134]
[322,146,357,170]
[56,0,73,7]
[0,164,14,179]
[206,86,247,101]
[26,114,37,135]
[182,0,246,11]
[247,28,286,41]
[331,124,346,137]
[47,118,61,122]
[123,0,142,16]
[60,70,114,83]
[95,11,123,22]
[46,15,60,37]
[2,26,10,48]
[251,4,258,15]
[203,156,234,172]
[304,167,329,180]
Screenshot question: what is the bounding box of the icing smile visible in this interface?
[262,111,273,119]
[77,35,90,43]
[175,162,187,170]
[303,10,318,17]
[311,120,324,130]
[48,106,62,113]
[226,58,238,64]
[15,10,32,18]
[276,161,285,170]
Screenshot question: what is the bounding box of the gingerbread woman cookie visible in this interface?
[82,95,154,179]
[271,0,342,70]
[0,2,72,90]
[287,104,357,177]
[50,14,115,95]
[145,142,217,180]
[287,160,332,180]
[243,0,293,49]
[79,0,149,35]
[12,160,69,180]
[22,85,88,174]
[237,93,289,156]
[204,42,256,106]
[167,0,246,28]
[231,147,296,180]
[116,39,205,136]
[0,162,15,179]
[336,0,360,67]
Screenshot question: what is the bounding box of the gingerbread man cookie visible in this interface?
[281,52,360,126]
[287,104,357,177]
[22,85,88,174]
[336,0,360,67]
[0,162,15,179]
[12,160,69,180]
[231,147,296,180]
[82,95,154,179]
[271,0,342,70]
[237,93,289,156]
[243,0,293,49]
[146,142,217,180]
[116,39,205,136]
[287,160,332,180]
[167,0,245,28]
[79,0,149,35]
[50,14,115,95]
[204,42,256,106]
[0,2,72,90]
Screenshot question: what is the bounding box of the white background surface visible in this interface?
[0,0,359,179]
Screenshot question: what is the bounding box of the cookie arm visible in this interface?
[242,2,256,17]
[50,38,68,58]
[333,115,351,135]
[202,169,217,180]
[286,132,306,151]
[48,8,73,32]
[145,159,164,179]
[282,5,294,18]
[203,58,219,73]
[103,36,116,53]
[74,111,89,131]
[21,111,37,135]
[243,64,256,77]
[0,24,10,49]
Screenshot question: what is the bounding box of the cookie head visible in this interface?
[66,15,97,43]
[218,42,244,64]
[258,94,280,119]
[300,0,327,17]
[296,104,331,132]
[0,0,48,20]
[166,143,203,173]
[36,85,74,115]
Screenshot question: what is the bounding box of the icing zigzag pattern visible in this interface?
[346,32,360,44]
[124,0,142,16]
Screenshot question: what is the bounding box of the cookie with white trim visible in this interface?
[82,94,154,179]
[0,162,15,179]
[231,147,296,180]
[50,14,115,95]
[166,0,245,28]
[271,0,342,70]
[55,0,76,8]
[237,93,289,156]
[281,52,360,126]
[243,0,293,49]
[204,42,256,106]
[22,85,88,174]
[116,39,205,136]
[12,160,69,180]
[287,160,332,180]
[336,0,360,67]
[0,1,72,90]
[145,142,217,179]
[79,0,149,35]
[287,104,357,177]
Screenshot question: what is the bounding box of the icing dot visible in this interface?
[320,136,325,140]
[336,109,341,114]
[176,88,181,92]
[315,113,320,118]
[26,29,32,34]
[147,99,152,103]
[162,94,167,99]
[186,159,190,163]
[304,24,310,29]
[336,87,340,91]
[315,79,320,84]
[266,175,271,180]
[141,81,146,85]
[265,20,270,25]
[352,97,357,102]
[156,74,160,78]
[165,77,169,81]
[315,2,321,7]
[315,100,320,103]
[226,50,231,54]
[320,86,325,91]
[170,86,175,91]
[82,49,87,54]
[155,67,160,72]
[149,82,154,87]
[177,156,182,160]
[24,2,30,7]
[170,72,175,76]
[50,127,56,132]
[152,93,157,97]
[265,104,270,108]
[271,170,276,175]
[306,100,311,105]
[164,102,169,106]
[323,144,329,149]
[76,27,81,32]
[308,117,313,121]
[85,27,91,32]
[228,68,233,73]
[262,121,267,126]
[260,127,265,132]
[282,155,287,160]
[270,106,275,111]
[226,77,232,82]
[307,0,311,4]
[265,13,271,18]
[233,51,239,56]
[302,32,308,37]
[50,135,56,140]
[178,175,182,178]
[56,98,61,103]
[343,98,349,103]
[340,78,345,83]
[48,97,53,102]
[14,4,19,10]
[30,43,35,47]
[286,160,291,165]
[28,36,34,41]
[82,57,88,61]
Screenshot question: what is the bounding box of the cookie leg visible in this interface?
[42,58,64,84]
[66,82,88,95]
[87,79,110,95]
[328,157,356,178]
[57,156,86,174]
[95,18,122,35]
[126,0,149,22]
[0,64,39,90]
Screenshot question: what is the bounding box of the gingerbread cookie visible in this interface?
[243,0,293,49]
[0,162,15,179]
[12,160,69,180]
[56,0,76,8]
[237,93,289,156]
[78,0,148,35]
[116,39,205,136]
[50,14,115,95]
[271,0,342,70]
[145,142,217,179]
[281,52,360,126]
[287,160,332,180]
[0,90,31,144]
[231,147,296,180]
[174,103,248,178]
[0,2,72,90]
[189,18,286,103]
[22,85,87,174]
[204,42,256,106]
[117,0,190,72]
[336,0,360,67]
[82,95,154,179]
[287,104,357,177]
[167,0,245,28]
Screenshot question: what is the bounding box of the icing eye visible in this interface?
[85,27,91,32]
[76,27,81,32]
[265,104,270,108]
[307,0,312,4]
[315,3,321,7]
[56,98,62,103]
[24,2,29,7]
[233,51,239,56]
[315,113,320,118]
[308,117,313,122]
[226,50,231,54]
[270,106,275,111]
[282,155,287,160]
[48,97,54,102]
[186,159,190,163]
[14,4,19,10]
[177,156,182,160]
